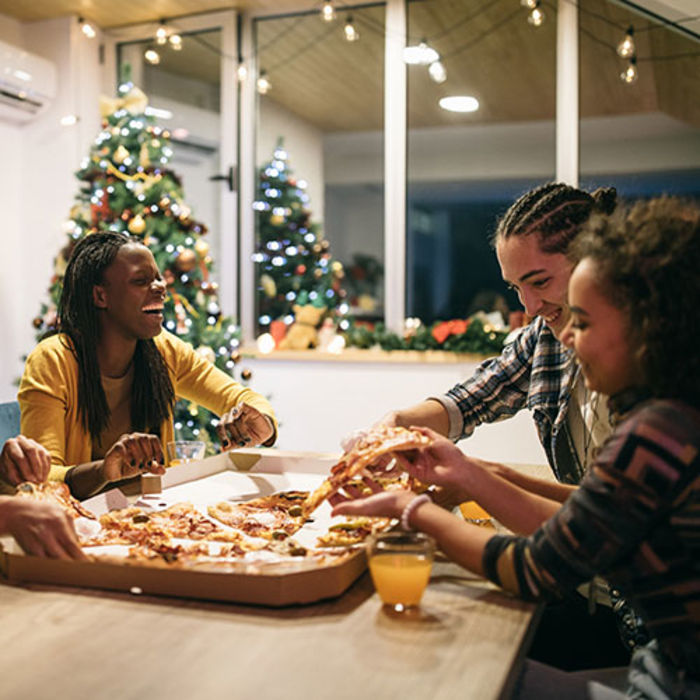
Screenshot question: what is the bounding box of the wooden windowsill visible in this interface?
[240,346,493,364]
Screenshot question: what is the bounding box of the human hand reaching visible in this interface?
[218,403,275,450]
[102,433,165,483]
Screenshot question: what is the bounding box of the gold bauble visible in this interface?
[313,268,323,279]
[113,145,130,164]
[159,197,170,210]
[128,214,146,234]
[270,214,284,226]
[260,273,277,298]
[331,261,343,273]
[139,142,150,168]
[176,249,197,272]
[195,240,210,257]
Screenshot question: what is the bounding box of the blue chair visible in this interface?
[0,401,20,447]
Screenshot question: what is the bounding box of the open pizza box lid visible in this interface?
[0,449,371,607]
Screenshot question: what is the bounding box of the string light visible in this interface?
[617,26,635,58]
[344,16,359,42]
[428,60,447,83]
[403,40,439,65]
[79,18,96,39]
[257,70,271,94]
[156,22,168,45]
[528,2,545,27]
[620,56,638,84]
[237,63,248,81]
[520,0,538,8]
[144,48,161,65]
[169,33,183,50]
[321,1,336,23]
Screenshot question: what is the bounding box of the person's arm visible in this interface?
[160,332,278,446]
[0,496,85,559]
[65,433,165,500]
[0,436,51,485]
[476,459,577,503]
[379,399,450,436]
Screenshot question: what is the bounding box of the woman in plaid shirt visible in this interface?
[335,197,700,698]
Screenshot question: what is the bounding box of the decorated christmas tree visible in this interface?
[253,141,347,335]
[32,81,243,449]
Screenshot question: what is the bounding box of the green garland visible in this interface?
[343,317,508,355]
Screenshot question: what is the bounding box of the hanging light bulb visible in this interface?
[428,60,447,84]
[520,0,538,8]
[321,1,336,22]
[528,2,545,27]
[620,57,638,84]
[169,33,183,50]
[617,26,635,59]
[79,18,96,39]
[344,16,359,42]
[156,22,168,45]
[144,48,161,65]
[257,70,271,95]
[403,39,439,66]
[237,62,248,81]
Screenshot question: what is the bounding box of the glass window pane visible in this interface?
[254,7,385,332]
[579,1,700,203]
[406,1,556,325]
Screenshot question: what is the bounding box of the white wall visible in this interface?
[0,14,101,402]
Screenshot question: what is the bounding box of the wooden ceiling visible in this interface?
[0,0,698,131]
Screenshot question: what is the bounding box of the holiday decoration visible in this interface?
[253,139,347,334]
[31,78,243,449]
[278,304,325,350]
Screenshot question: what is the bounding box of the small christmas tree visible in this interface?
[253,141,347,334]
[32,80,242,449]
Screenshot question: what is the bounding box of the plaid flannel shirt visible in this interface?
[433,316,584,484]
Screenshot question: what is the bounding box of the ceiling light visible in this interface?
[344,17,359,42]
[156,22,168,45]
[528,3,545,27]
[169,33,182,50]
[620,57,638,84]
[521,0,538,8]
[144,49,161,65]
[439,95,479,113]
[403,40,439,66]
[617,26,635,59]
[237,63,248,81]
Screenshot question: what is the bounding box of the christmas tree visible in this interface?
[32,81,243,449]
[253,141,347,334]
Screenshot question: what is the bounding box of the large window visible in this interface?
[254,7,386,331]
[405,0,556,325]
[579,0,700,202]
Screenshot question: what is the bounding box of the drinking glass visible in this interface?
[368,531,435,613]
[167,440,206,466]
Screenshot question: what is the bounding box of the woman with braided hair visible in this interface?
[17,232,277,500]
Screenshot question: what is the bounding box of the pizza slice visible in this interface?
[302,426,433,516]
[15,481,97,520]
[316,517,392,547]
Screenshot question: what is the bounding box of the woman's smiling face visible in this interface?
[561,257,640,396]
[496,233,574,339]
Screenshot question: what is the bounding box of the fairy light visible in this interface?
[403,40,439,66]
[169,33,183,50]
[144,49,161,65]
[321,1,336,22]
[237,63,248,81]
[428,60,447,83]
[257,70,271,95]
[156,22,168,45]
[520,0,537,8]
[617,26,635,59]
[79,18,96,39]
[344,16,359,42]
[620,56,638,84]
[528,1,545,27]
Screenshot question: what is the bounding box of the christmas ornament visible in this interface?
[270,214,285,226]
[175,249,197,272]
[32,316,43,329]
[99,86,149,119]
[269,319,287,347]
[295,264,306,275]
[139,142,150,168]
[128,213,146,234]
[231,352,242,364]
[241,368,253,381]
[159,197,170,209]
[112,145,130,164]
[260,274,277,298]
[195,240,209,257]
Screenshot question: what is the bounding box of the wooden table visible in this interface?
[0,558,539,700]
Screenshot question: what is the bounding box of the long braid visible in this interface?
[492,182,618,254]
[57,232,175,441]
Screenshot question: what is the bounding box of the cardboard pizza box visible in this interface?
[0,449,372,607]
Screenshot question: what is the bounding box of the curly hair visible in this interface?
[492,182,618,254]
[57,232,175,440]
[571,197,700,407]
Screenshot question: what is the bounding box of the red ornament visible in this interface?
[295,264,306,275]
[269,320,287,348]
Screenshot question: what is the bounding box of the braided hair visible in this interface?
[572,197,700,408]
[57,232,175,441]
[492,182,618,254]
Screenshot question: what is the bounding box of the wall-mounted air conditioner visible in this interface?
[0,39,57,124]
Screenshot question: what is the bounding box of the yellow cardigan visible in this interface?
[18,331,277,482]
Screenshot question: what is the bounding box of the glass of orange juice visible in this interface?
[368,531,435,613]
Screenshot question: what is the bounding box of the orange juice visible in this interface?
[459,501,494,527]
[369,553,432,607]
